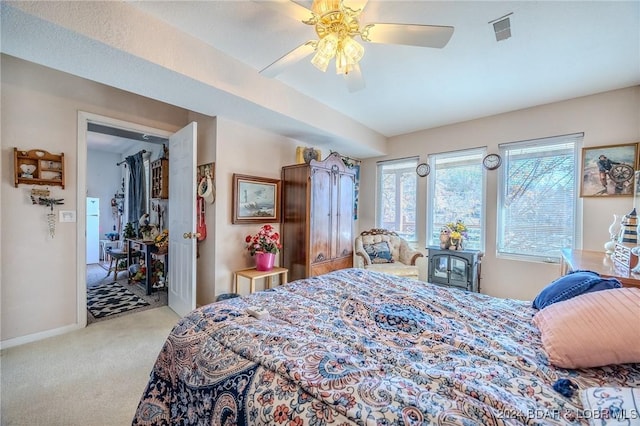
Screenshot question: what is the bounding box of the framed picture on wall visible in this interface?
[580,143,638,197]
[232,174,281,224]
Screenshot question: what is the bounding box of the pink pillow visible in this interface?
[533,287,640,369]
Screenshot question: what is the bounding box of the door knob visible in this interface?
[183,232,201,239]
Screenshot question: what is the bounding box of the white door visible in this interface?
[168,122,197,317]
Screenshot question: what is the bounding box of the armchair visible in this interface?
[354,229,425,279]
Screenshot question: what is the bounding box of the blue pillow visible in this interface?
[364,241,394,264]
[532,270,622,310]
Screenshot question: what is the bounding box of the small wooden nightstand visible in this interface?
[234,267,288,294]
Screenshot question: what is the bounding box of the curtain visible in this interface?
[126,152,146,234]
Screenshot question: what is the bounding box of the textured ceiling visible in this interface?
[129,1,640,136]
[2,1,639,158]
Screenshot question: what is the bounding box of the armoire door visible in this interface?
[336,171,355,260]
[310,166,332,264]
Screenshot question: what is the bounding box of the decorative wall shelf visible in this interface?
[151,158,168,199]
[14,148,65,189]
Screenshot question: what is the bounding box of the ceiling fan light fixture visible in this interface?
[335,37,363,74]
[317,32,339,57]
[259,0,454,93]
[341,36,364,63]
[312,33,339,72]
[311,50,332,72]
[335,50,349,74]
[312,0,341,17]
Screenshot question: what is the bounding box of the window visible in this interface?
[377,158,418,241]
[427,148,485,250]
[497,133,583,262]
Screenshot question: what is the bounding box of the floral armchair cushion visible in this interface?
[363,241,394,264]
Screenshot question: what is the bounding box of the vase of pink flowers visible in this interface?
[245,224,281,271]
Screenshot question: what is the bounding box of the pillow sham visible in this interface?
[532,270,622,310]
[364,241,394,264]
[533,287,640,369]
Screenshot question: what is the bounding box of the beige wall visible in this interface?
[213,117,299,298]
[1,55,311,345]
[359,86,640,301]
[0,55,190,343]
[4,52,638,346]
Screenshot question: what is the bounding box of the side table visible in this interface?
[234,267,288,294]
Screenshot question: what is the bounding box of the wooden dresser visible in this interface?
[281,152,356,282]
[560,248,640,288]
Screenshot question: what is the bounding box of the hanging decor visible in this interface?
[30,190,64,238]
[197,163,216,205]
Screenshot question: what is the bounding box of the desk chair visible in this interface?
[106,248,140,280]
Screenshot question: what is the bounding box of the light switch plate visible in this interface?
[59,210,76,222]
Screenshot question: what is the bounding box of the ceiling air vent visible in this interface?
[490,13,513,42]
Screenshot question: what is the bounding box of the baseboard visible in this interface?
[0,322,83,350]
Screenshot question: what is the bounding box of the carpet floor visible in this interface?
[86,263,167,324]
[1,307,180,426]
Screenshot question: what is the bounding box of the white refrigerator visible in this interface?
[86,197,100,264]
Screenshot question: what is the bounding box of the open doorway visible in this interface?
[79,113,172,324]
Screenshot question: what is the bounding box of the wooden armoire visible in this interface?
[281,152,355,281]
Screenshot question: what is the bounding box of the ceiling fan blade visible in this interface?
[345,64,365,93]
[255,0,314,23]
[260,41,316,78]
[343,0,369,14]
[362,23,454,48]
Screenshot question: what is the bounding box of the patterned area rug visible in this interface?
[87,282,150,319]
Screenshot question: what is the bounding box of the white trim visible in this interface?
[0,323,83,350]
[76,112,172,331]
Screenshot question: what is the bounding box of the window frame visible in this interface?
[426,147,487,251]
[496,133,583,263]
[376,157,419,242]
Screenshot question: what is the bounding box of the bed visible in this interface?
[132,269,640,425]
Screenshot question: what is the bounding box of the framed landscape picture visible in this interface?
[232,174,281,224]
[580,143,637,197]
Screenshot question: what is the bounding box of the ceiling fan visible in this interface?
[259,0,454,92]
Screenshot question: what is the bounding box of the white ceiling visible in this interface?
[87,132,136,154]
[2,1,639,158]
[128,0,640,136]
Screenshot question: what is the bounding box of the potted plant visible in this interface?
[245,224,281,271]
[123,222,136,239]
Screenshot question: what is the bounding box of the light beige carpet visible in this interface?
[1,306,179,426]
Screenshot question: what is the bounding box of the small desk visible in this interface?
[127,239,159,295]
[234,267,288,294]
[560,248,640,288]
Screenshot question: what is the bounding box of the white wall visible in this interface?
[359,86,640,301]
[1,55,189,344]
[87,149,122,242]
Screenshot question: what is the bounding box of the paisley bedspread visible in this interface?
[132,269,640,425]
